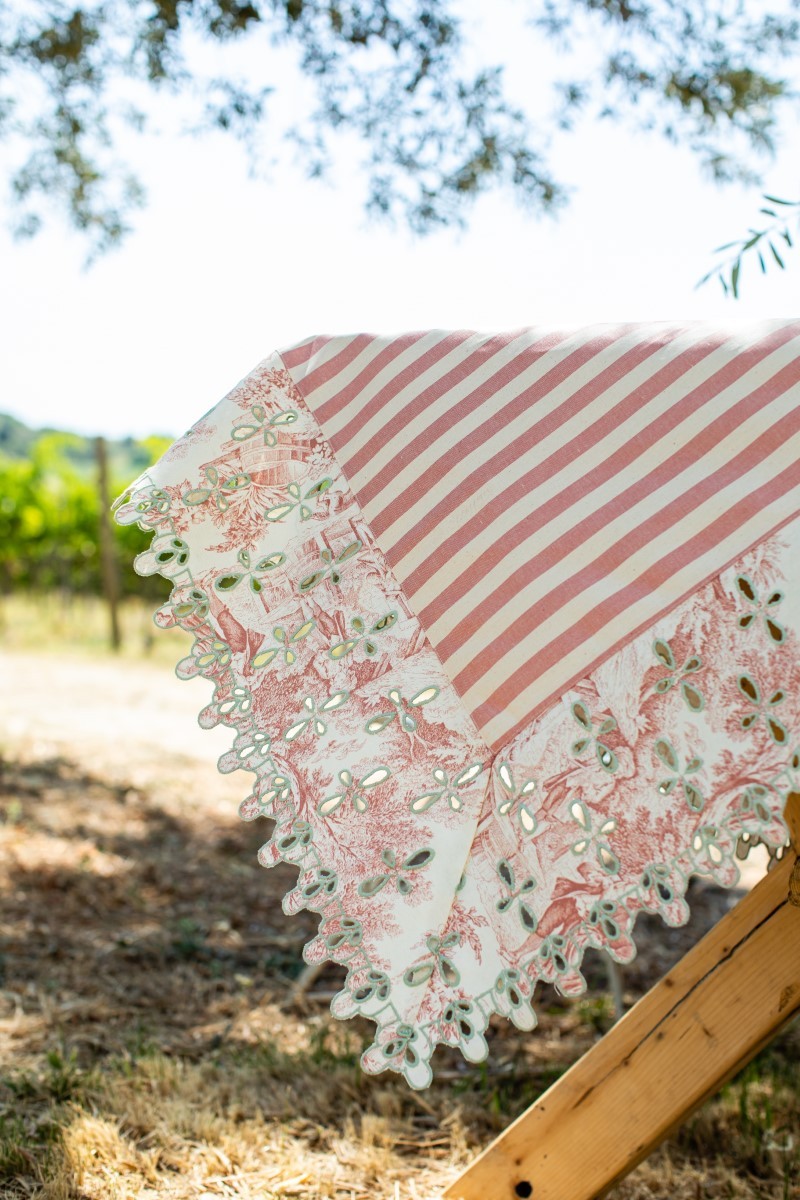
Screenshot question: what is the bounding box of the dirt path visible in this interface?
[2,649,324,1073]
[6,649,244,810]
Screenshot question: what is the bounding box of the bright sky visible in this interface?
[1,3,798,440]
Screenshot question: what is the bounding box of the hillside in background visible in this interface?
[0,411,173,483]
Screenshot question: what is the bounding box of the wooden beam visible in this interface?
[445,793,800,1200]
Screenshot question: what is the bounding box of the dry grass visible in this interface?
[0,716,797,1198]
[0,592,183,664]
[5,1018,795,1200]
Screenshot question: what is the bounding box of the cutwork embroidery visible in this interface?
[232,403,298,444]
[737,673,788,743]
[250,619,316,669]
[318,766,393,816]
[298,540,363,592]
[410,763,484,813]
[495,761,538,835]
[265,477,333,522]
[654,739,704,812]
[329,612,397,660]
[358,848,436,898]
[115,349,797,1089]
[571,701,618,772]
[496,859,538,932]
[569,800,620,873]
[365,686,440,735]
[182,466,250,512]
[652,638,704,711]
[735,574,786,644]
[215,547,286,592]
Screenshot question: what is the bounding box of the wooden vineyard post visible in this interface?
[96,435,122,652]
[445,793,800,1200]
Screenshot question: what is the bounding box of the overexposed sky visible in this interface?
[1,3,798,440]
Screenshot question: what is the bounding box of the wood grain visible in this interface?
[445,793,800,1200]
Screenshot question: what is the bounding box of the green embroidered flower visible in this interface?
[403,932,460,987]
[785,747,800,792]
[494,967,537,1027]
[571,701,618,772]
[569,799,619,873]
[318,766,392,816]
[250,619,316,669]
[230,729,272,768]
[358,847,435,898]
[265,477,333,522]
[640,863,677,908]
[496,859,538,932]
[738,783,774,827]
[256,770,293,808]
[329,611,398,660]
[537,934,571,975]
[410,762,483,813]
[735,575,785,645]
[652,639,704,711]
[298,867,338,905]
[536,933,585,996]
[283,691,349,742]
[441,999,475,1039]
[495,761,538,835]
[586,898,625,945]
[212,686,252,719]
[153,535,190,570]
[215,547,286,593]
[324,916,363,958]
[183,465,250,512]
[231,404,298,445]
[637,862,689,926]
[380,1023,421,1068]
[734,784,786,856]
[737,673,788,744]
[273,819,314,862]
[689,824,735,882]
[298,540,362,592]
[171,587,210,624]
[654,738,704,812]
[350,969,391,1006]
[193,638,233,672]
[365,685,439,735]
[693,826,722,863]
[133,486,171,521]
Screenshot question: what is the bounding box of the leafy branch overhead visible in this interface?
[697,195,799,299]
[2,1,800,254]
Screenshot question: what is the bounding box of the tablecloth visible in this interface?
[116,322,800,1087]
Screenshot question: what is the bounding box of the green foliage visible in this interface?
[698,193,799,299]
[537,2,796,185]
[0,415,169,599]
[42,1050,85,1103]
[2,1,799,254]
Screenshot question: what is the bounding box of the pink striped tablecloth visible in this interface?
[117,322,800,1087]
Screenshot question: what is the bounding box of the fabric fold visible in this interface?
[116,325,799,1087]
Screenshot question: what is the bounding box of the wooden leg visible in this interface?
[445,794,800,1200]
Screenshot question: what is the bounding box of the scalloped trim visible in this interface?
[114,359,797,1090]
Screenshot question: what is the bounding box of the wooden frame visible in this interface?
[445,793,800,1200]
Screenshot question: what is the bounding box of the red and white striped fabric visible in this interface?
[283,322,800,748]
[118,321,800,1086]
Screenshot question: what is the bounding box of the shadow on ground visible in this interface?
[0,754,797,1199]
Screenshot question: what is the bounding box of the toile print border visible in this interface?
[114,352,797,1088]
